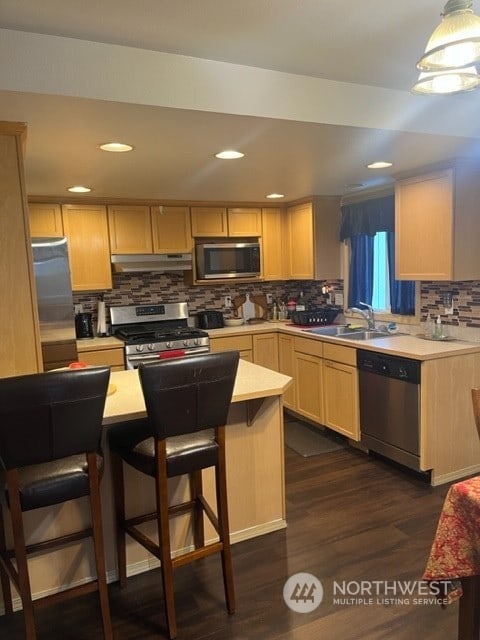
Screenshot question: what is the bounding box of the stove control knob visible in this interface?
[166,341,173,349]
[183,339,190,347]
[136,344,145,353]
[147,344,155,351]
[193,338,200,346]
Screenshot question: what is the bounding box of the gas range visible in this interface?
[110,302,210,369]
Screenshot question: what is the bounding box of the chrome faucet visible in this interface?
[349,302,375,330]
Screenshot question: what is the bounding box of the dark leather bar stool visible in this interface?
[0,367,113,640]
[108,350,240,639]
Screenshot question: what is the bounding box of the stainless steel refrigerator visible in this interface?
[31,237,78,370]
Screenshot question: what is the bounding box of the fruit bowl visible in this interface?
[224,318,244,327]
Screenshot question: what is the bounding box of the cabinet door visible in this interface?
[285,203,314,279]
[323,360,359,440]
[191,207,228,237]
[151,205,192,253]
[62,204,112,291]
[227,207,262,236]
[253,333,278,371]
[261,208,284,280]
[294,352,323,424]
[395,169,453,280]
[29,203,64,237]
[80,348,125,371]
[1,127,43,376]
[209,335,253,362]
[108,205,153,254]
[278,334,295,410]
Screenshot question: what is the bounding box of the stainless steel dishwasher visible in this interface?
[357,349,421,471]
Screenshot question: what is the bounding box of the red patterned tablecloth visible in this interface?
[423,476,480,602]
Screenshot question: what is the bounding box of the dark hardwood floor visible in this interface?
[0,421,459,639]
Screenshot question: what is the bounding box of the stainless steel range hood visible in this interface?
[111,253,192,273]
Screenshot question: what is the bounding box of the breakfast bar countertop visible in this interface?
[103,359,292,425]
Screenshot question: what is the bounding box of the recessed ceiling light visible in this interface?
[98,142,134,152]
[67,185,92,193]
[266,193,285,199]
[214,150,245,160]
[367,161,393,169]
[344,183,365,190]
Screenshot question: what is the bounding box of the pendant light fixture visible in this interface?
[412,0,480,94]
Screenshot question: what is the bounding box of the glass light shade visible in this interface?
[412,66,480,94]
[417,0,480,70]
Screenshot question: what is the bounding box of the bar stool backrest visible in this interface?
[0,367,110,470]
[138,351,239,439]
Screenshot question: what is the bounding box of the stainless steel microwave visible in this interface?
[195,242,261,280]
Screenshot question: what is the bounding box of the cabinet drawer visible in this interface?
[323,343,356,366]
[81,348,125,370]
[210,335,253,353]
[293,335,323,358]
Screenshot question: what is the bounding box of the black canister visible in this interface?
[75,312,94,338]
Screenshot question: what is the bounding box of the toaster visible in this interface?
[197,310,224,329]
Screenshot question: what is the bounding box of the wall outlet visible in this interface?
[334,293,344,307]
[224,296,232,309]
[445,305,454,315]
[74,304,83,314]
[266,293,273,304]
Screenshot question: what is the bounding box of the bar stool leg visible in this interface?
[0,503,13,615]
[190,470,205,549]
[7,471,37,640]
[110,451,127,588]
[88,453,113,640]
[155,441,177,640]
[215,428,235,614]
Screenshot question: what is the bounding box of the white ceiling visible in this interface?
[1,0,480,202]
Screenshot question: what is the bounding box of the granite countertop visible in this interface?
[103,360,292,425]
[206,321,480,361]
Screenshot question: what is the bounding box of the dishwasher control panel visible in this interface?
[356,349,421,384]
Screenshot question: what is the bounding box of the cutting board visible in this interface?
[233,293,268,321]
[242,293,256,322]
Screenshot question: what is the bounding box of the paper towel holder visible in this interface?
[97,294,107,337]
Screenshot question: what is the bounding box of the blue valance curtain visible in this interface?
[340,195,415,315]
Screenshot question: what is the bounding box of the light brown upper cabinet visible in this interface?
[261,207,284,280]
[109,204,192,254]
[151,205,192,253]
[227,207,262,236]
[108,205,153,253]
[190,206,261,237]
[395,162,480,281]
[190,207,228,237]
[284,197,341,280]
[29,203,64,238]
[1,123,43,376]
[62,204,112,291]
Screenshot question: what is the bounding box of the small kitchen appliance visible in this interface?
[197,310,224,329]
[110,302,210,369]
[75,312,94,339]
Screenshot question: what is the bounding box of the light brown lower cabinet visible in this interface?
[293,336,324,425]
[322,343,359,441]
[278,334,295,409]
[209,334,253,362]
[79,347,125,371]
[252,333,278,371]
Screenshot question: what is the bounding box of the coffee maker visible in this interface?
[75,312,94,338]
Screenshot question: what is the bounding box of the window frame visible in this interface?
[341,240,420,326]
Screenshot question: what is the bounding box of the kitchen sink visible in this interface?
[304,325,357,337]
[304,326,406,341]
[337,330,405,341]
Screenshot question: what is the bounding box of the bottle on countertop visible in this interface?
[424,312,433,338]
[272,302,278,321]
[296,291,306,311]
[434,315,445,339]
[287,297,296,318]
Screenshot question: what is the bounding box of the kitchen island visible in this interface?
[0,360,292,613]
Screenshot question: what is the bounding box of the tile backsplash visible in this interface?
[73,274,480,340]
[73,274,343,331]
